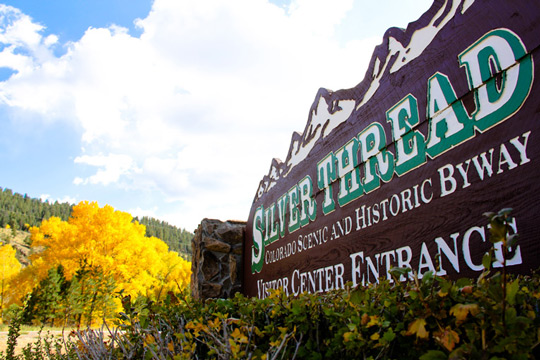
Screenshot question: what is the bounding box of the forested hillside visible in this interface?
[135,216,193,257]
[0,188,71,229]
[0,187,193,259]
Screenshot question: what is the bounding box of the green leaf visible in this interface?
[497,208,513,218]
[389,266,411,277]
[422,271,434,284]
[482,253,492,270]
[506,279,520,305]
[489,218,506,243]
[291,302,302,316]
[382,328,396,342]
[455,278,471,288]
[349,288,363,305]
[507,233,519,249]
[419,350,447,360]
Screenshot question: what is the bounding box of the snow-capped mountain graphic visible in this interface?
[254,0,476,202]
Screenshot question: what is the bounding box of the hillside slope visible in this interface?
[0,228,32,267]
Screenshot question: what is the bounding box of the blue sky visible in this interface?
[0,0,151,42]
[0,0,431,230]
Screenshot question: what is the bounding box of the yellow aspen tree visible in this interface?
[0,244,21,322]
[26,201,191,302]
[153,251,192,300]
[7,265,37,307]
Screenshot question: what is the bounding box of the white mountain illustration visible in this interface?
[254,0,476,202]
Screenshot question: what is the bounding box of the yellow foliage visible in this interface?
[17,201,191,304]
[0,244,22,315]
[406,318,429,339]
[449,303,479,323]
[366,315,380,328]
[231,328,248,344]
[433,326,460,351]
[0,244,20,281]
[8,265,37,305]
[144,334,156,346]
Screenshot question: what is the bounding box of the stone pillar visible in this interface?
[191,218,245,300]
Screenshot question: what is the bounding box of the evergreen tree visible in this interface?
[67,264,116,328]
[22,265,68,326]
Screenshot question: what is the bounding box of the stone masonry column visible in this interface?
[191,219,245,300]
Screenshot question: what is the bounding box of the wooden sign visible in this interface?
[243,0,540,299]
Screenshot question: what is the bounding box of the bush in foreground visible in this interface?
[2,270,539,359]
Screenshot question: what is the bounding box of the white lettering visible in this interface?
[438,164,457,197]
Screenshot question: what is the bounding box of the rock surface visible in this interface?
[191,219,245,300]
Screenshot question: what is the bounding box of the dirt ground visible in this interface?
[0,330,68,355]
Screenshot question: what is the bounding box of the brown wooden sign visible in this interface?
[243,0,540,299]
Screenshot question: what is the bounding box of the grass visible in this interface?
[0,324,68,332]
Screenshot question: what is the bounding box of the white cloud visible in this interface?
[0,0,432,228]
[74,154,137,185]
[0,5,42,47]
[40,194,77,204]
[129,206,158,220]
[288,0,354,38]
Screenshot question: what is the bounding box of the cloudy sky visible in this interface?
[0,0,432,231]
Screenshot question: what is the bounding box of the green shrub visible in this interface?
[2,271,539,359]
[66,270,538,360]
[1,304,21,325]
